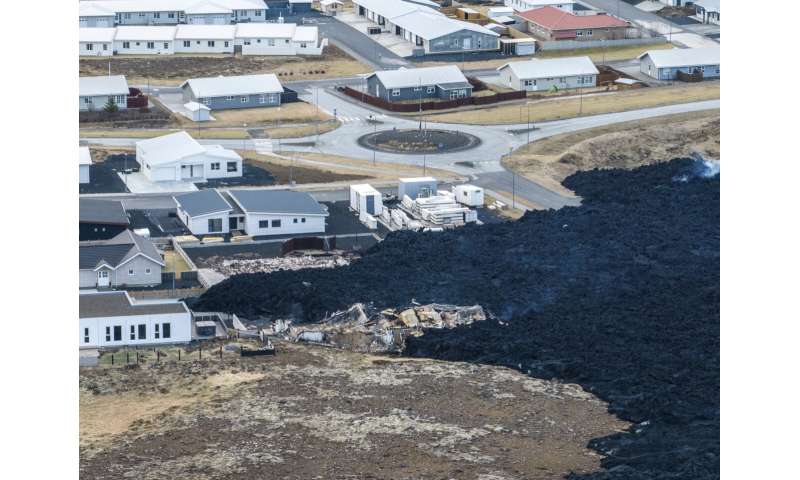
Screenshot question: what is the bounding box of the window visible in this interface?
[122,41,130,48]
[105,326,111,342]
[576,30,583,37]
[244,40,251,45]
[271,219,281,228]
[154,12,160,18]
[208,40,215,47]
[227,161,237,172]
[155,324,160,339]
[86,43,93,51]
[183,40,191,47]
[84,328,90,344]
[413,87,422,92]
[284,39,290,44]
[210,162,220,170]
[135,42,141,46]
[130,325,136,340]
[587,29,593,36]
[163,323,171,339]
[168,12,175,18]
[293,218,298,223]
[113,326,122,342]
[224,41,229,47]
[426,86,434,94]
[139,12,145,18]
[164,42,169,49]
[147,41,155,49]
[392,89,400,97]
[259,220,269,228]
[300,43,307,48]
[301,218,306,223]
[208,218,222,233]
[196,41,200,45]
[226,95,233,101]
[146,268,151,274]
[241,96,248,103]
[128,268,134,275]
[138,324,146,340]
[268,39,275,46]
[201,98,209,105]
[103,43,108,50]
[124,13,131,19]
[257,39,261,43]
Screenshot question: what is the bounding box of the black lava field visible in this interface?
[195,158,720,479]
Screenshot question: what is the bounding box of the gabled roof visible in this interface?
[175,24,237,40]
[228,190,328,216]
[80,230,165,270]
[370,65,469,89]
[694,0,720,13]
[183,0,232,14]
[517,6,628,30]
[79,147,92,166]
[136,131,206,166]
[354,0,425,19]
[79,75,130,97]
[293,26,319,43]
[235,22,297,38]
[79,27,117,43]
[79,0,265,15]
[184,101,211,112]
[637,46,720,69]
[80,198,129,225]
[175,189,233,217]
[392,9,499,39]
[114,26,178,42]
[79,2,116,16]
[498,56,598,79]
[80,291,188,319]
[181,74,284,98]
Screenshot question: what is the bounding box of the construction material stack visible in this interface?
[404,191,478,226]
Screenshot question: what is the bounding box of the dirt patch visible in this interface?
[80,342,627,479]
[503,109,720,196]
[80,45,370,86]
[242,154,369,184]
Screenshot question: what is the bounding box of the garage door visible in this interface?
[151,167,176,182]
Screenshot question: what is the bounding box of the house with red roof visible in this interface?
[516,6,630,42]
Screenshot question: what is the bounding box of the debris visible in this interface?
[202,251,355,276]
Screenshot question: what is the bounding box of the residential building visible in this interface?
[693,0,720,25]
[234,23,325,55]
[288,0,313,13]
[175,24,236,53]
[80,147,92,184]
[113,26,177,54]
[80,27,116,56]
[227,189,328,236]
[80,198,130,241]
[79,291,191,348]
[136,131,242,182]
[78,0,268,27]
[320,0,344,15]
[79,75,129,112]
[180,73,284,110]
[504,0,574,13]
[174,189,235,235]
[637,46,720,81]
[352,0,500,54]
[79,230,165,288]
[497,56,598,91]
[367,65,472,102]
[517,6,629,41]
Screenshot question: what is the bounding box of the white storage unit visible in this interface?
[453,184,484,207]
[350,184,383,216]
[184,102,211,122]
[79,147,92,184]
[399,177,438,200]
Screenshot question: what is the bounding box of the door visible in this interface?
[97,270,110,287]
[229,217,238,231]
[366,195,375,215]
[463,38,471,50]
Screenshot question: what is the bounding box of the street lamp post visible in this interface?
[509,147,516,210]
[242,123,247,152]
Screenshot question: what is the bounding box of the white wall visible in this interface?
[243,213,326,236]
[178,209,231,235]
[79,310,192,348]
[80,164,91,184]
[80,94,128,112]
[237,37,296,55]
[114,39,175,55]
[500,67,596,91]
[80,41,113,56]
[175,38,234,54]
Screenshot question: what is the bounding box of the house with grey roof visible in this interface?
[637,46,720,81]
[366,65,472,102]
[79,230,165,289]
[228,189,328,237]
[180,74,284,110]
[80,75,129,111]
[497,56,598,91]
[79,291,192,348]
[80,198,130,241]
[174,189,235,235]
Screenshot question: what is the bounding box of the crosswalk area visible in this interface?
[336,113,387,124]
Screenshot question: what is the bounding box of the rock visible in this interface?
[398,309,419,328]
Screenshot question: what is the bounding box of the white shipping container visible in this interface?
[350,184,383,216]
[398,177,438,200]
[453,184,485,207]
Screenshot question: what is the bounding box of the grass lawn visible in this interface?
[80,128,250,139]
[423,81,720,125]
[162,250,192,274]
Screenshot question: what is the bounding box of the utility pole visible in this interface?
[526,104,531,145]
[509,147,515,210]
[418,77,423,130]
[315,87,320,141]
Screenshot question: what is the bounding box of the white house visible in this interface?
[114,26,177,55]
[175,24,236,53]
[320,0,344,15]
[136,131,242,182]
[80,27,117,56]
[497,56,598,91]
[80,147,92,184]
[234,23,325,55]
[79,291,192,349]
[504,0,574,13]
[227,189,328,236]
[79,2,117,28]
[78,0,268,27]
[350,184,384,216]
[79,75,130,112]
[174,189,235,235]
[693,0,720,25]
[637,46,720,81]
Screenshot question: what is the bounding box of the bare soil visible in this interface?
[503,110,720,197]
[242,156,369,184]
[80,341,628,479]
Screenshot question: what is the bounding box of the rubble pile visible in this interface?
[277,303,487,353]
[196,158,720,479]
[204,252,355,276]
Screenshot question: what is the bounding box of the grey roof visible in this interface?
[80,198,129,225]
[637,46,720,69]
[79,291,188,319]
[181,73,284,98]
[80,230,165,270]
[175,189,232,217]
[371,65,469,90]
[437,81,473,90]
[228,189,327,216]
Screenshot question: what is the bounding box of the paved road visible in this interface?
[310,14,409,70]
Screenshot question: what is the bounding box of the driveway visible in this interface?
[310,13,409,69]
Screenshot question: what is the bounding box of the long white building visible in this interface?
[497,56,599,91]
[79,0,268,27]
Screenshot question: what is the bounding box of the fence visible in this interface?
[95,344,242,367]
[281,87,300,104]
[339,86,525,113]
[537,36,667,51]
[281,236,336,255]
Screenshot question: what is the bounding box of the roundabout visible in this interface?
[357,128,482,155]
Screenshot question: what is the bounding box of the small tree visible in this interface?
[103,98,119,114]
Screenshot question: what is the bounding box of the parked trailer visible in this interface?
[453,184,485,207]
[349,184,383,216]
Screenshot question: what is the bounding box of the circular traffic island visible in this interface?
[358,128,481,155]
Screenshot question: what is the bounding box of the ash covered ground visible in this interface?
[195,158,720,479]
